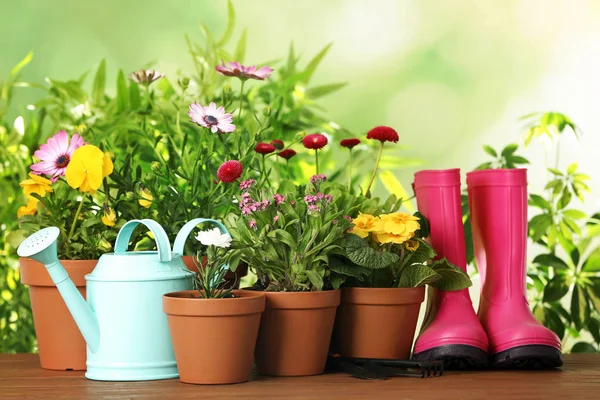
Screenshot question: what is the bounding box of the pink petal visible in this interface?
[207,102,217,113]
[36,143,59,160]
[211,126,219,133]
[218,122,236,133]
[254,66,274,79]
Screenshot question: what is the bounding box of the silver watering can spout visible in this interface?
[17,227,101,353]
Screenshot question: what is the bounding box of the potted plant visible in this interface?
[331,212,472,359]
[223,175,353,376]
[17,131,115,370]
[163,223,264,384]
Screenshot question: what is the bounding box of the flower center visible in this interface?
[55,154,70,168]
[204,115,218,125]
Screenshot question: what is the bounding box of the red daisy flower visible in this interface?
[340,138,361,149]
[277,149,297,160]
[366,126,399,143]
[270,139,284,150]
[302,133,328,150]
[217,160,243,183]
[255,142,276,154]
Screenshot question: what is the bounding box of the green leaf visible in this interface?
[306,82,347,99]
[571,284,590,330]
[509,155,529,165]
[588,318,600,344]
[543,275,570,302]
[563,209,587,220]
[92,59,106,105]
[9,51,33,81]
[329,256,371,279]
[345,234,399,269]
[528,214,552,241]
[301,43,332,84]
[501,143,518,157]
[267,229,297,250]
[429,258,472,291]
[557,190,572,210]
[582,248,600,272]
[217,0,236,46]
[233,29,247,63]
[548,168,564,176]
[587,279,600,313]
[406,238,435,264]
[571,342,597,353]
[528,194,552,211]
[567,163,578,174]
[129,81,140,108]
[532,253,569,270]
[306,270,323,290]
[277,180,297,197]
[116,69,129,113]
[483,145,497,157]
[544,307,565,340]
[398,264,440,288]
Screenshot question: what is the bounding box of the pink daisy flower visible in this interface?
[30,131,86,182]
[188,102,235,134]
[215,61,273,81]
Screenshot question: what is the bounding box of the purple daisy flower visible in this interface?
[30,130,86,182]
[215,61,273,81]
[189,102,235,134]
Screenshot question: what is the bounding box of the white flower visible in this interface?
[195,227,232,248]
[188,102,235,133]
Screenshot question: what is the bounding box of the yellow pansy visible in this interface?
[350,213,380,238]
[101,206,117,227]
[17,198,38,218]
[65,145,113,194]
[405,239,420,252]
[373,212,420,245]
[20,173,53,199]
[138,186,153,208]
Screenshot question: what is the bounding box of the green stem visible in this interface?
[347,149,353,192]
[67,197,85,248]
[238,79,246,121]
[315,150,319,175]
[286,159,290,180]
[365,142,384,197]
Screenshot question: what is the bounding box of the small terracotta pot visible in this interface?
[181,256,248,289]
[335,286,425,359]
[19,258,96,371]
[254,290,341,376]
[163,290,265,384]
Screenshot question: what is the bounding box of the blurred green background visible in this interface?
[2,0,599,202]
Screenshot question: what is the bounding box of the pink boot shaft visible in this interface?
[467,168,562,367]
[412,169,488,367]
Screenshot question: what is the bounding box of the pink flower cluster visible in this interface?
[240,192,271,215]
[240,179,256,191]
[273,193,285,206]
[310,174,327,185]
[304,193,333,204]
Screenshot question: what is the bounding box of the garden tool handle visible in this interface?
[114,219,172,262]
[173,218,230,256]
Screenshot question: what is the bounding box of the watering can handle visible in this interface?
[173,218,230,256]
[114,219,172,262]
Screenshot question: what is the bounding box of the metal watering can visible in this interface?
[17,218,229,381]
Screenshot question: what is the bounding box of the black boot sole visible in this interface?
[491,345,563,369]
[412,344,488,369]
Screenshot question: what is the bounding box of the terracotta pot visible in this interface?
[254,290,341,376]
[335,286,425,359]
[19,258,96,371]
[163,290,265,384]
[181,256,248,289]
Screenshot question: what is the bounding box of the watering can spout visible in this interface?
[17,227,100,353]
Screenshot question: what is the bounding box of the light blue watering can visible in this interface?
[17,218,229,381]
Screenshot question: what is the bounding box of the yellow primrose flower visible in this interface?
[101,206,117,227]
[65,145,113,194]
[405,239,420,252]
[138,186,153,208]
[17,198,38,218]
[350,213,380,238]
[20,173,53,199]
[373,212,420,245]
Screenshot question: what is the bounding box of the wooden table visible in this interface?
[1,354,599,399]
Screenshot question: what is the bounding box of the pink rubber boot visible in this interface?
[412,169,489,368]
[467,168,562,368]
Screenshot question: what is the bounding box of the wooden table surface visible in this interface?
[1,354,599,400]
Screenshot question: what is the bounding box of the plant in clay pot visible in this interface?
[223,175,353,376]
[332,211,472,359]
[164,224,265,385]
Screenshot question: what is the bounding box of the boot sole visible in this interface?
[413,345,488,369]
[492,345,563,369]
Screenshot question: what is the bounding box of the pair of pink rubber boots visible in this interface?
[411,168,562,369]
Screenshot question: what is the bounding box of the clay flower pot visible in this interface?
[163,290,265,384]
[182,256,248,289]
[335,287,425,359]
[19,258,96,370]
[254,290,341,376]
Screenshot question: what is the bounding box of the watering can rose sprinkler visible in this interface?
[17,218,230,381]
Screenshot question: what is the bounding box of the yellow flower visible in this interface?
[138,187,153,208]
[405,239,420,252]
[373,212,420,245]
[350,213,380,238]
[20,173,53,199]
[101,206,117,227]
[17,198,38,218]
[65,145,113,193]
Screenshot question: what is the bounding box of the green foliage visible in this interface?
[467,112,600,353]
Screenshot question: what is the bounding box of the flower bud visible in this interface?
[179,77,190,89]
[295,131,307,140]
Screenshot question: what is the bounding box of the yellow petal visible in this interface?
[102,154,114,178]
[28,172,52,185]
